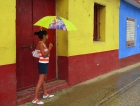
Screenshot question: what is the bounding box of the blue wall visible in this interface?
[119,0,140,59]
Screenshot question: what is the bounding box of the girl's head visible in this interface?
[34,30,48,40]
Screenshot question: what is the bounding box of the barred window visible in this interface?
[126,18,136,47]
[94,3,105,41]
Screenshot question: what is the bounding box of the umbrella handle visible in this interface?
[40,27,42,31]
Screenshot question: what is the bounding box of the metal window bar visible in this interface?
[126,18,136,47]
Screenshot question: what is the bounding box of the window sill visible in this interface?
[93,41,105,43]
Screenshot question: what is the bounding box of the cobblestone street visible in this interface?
[99,80,140,106]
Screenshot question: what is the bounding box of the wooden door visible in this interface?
[16,0,34,90]
[16,0,56,91]
[33,0,56,84]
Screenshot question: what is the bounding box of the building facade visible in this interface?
[119,0,140,59]
[0,1,16,106]
[1,0,140,106]
[57,0,120,86]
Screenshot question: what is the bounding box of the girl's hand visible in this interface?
[49,43,53,50]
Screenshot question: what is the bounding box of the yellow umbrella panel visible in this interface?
[34,16,78,31]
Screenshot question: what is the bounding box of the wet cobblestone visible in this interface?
[100,80,140,106]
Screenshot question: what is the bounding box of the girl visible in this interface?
[32,30,54,104]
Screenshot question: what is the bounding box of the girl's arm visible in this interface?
[39,42,53,57]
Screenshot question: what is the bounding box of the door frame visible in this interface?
[16,0,58,91]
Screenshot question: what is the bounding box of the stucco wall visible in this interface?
[119,0,140,59]
[57,0,120,56]
[56,0,69,56]
[0,0,16,65]
[0,1,16,106]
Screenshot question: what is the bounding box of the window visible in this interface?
[126,17,136,47]
[94,3,105,41]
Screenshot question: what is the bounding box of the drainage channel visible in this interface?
[94,77,140,106]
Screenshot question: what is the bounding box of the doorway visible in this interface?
[16,0,56,91]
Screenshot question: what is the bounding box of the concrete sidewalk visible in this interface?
[18,62,140,106]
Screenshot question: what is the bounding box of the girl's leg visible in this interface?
[41,75,54,98]
[33,74,45,100]
[42,75,47,95]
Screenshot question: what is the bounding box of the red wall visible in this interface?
[0,64,17,106]
[58,50,140,86]
[119,53,140,67]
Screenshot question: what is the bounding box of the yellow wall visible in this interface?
[0,1,16,65]
[56,0,69,56]
[57,0,120,56]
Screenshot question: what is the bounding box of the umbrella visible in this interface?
[34,16,78,31]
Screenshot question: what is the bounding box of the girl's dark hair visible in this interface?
[34,30,47,39]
